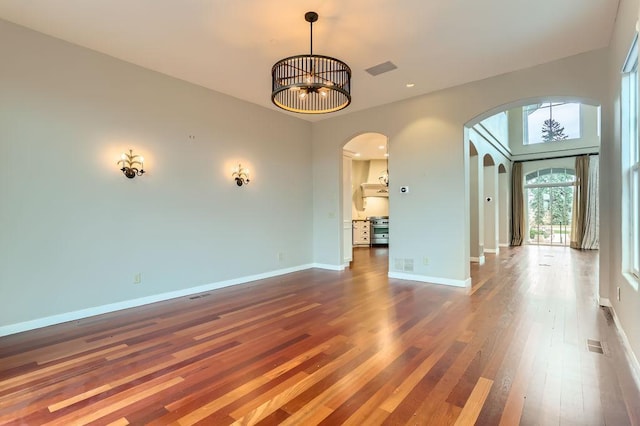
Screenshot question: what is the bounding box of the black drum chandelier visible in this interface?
[271,11,352,114]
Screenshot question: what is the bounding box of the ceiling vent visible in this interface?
[365,61,397,76]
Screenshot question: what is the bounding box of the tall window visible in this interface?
[523,102,581,145]
[525,168,575,246]
[622,34,639,282]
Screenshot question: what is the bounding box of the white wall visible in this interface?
[312,48,609,288]
[603,0,640,367]
[0,20,313,331]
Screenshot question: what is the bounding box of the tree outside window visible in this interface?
[523,102,580,144]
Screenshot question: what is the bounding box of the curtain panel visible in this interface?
[510,162,524,246]
[582,155,599,249]
[570,155,590,249]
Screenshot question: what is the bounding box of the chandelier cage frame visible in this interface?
[271,11,352,114]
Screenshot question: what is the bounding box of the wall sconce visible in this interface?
[232,164,250,186]
[118,149,145,179]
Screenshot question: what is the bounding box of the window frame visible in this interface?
[524,169,576,247]
[621,33,640,285]
[522,102,582,145]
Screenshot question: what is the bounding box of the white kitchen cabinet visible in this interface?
[352,220,371,247]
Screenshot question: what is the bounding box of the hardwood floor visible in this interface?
[1,246,638,425]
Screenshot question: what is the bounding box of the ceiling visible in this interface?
[0,1,620,122]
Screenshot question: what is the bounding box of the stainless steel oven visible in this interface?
[368,216,389,245]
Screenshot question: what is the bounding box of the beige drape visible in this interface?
[510,162,524,246]
[582,155,599,249]
[570,155,589,249]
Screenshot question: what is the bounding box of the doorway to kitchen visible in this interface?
[342,132,390,267]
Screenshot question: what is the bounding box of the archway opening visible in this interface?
[464,97,601,264]
[342,133,390,266]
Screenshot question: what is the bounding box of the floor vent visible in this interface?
[538,263,551,267]
[189,293,211,300]
[587,339,604,354]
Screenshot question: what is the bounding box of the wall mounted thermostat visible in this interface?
[400,186,409,193]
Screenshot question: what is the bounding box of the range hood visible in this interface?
[361,183,389,197]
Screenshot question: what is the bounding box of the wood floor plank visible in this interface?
[454,377,493,425]
[0,246,638,425]
[42,376,184,425]
[498,323,543,425]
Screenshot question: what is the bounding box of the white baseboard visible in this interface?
[388,271,471,288]
[0,263,316,337]
[312,263,347,271]
[484,248,499,254]
[470,256,486,265]
[499,243,509,247]
[598,297,640,393]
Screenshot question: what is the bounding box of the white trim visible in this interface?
[470,256,486,265]
[388,271,471,288]
[0,264,315,337]
[623,272,639,291]
[484,248,499,254]
[311,263,347,271]
[499,243,509,247]
[598,296,612,307]
[599,300,640,392]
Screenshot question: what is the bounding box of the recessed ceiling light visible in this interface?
[378,145,385,149]
[384,153,389,157]
[406,83,415,88]
[354,153,361,157]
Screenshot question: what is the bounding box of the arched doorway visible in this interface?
[342,133,390,266]
[464,97,601,263]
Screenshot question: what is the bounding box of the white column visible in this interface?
[484,165,498,253]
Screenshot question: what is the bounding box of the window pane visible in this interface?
[525,169,575,185]
[633,168,639,274]
[623,34,639,280]
[524,103,581,145]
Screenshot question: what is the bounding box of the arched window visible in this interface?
[525,168,575,185]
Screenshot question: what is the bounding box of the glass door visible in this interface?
[526,184,573,246]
